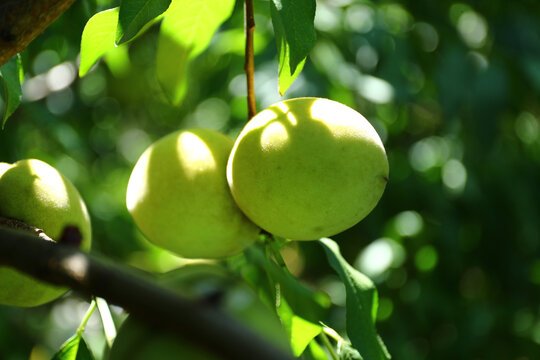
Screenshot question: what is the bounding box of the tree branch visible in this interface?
[244,0,257,119]
[0,225,293,360]
[0,0,76,66]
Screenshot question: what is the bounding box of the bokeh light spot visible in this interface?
[409,136,450,172]
[46,88,74,115]
[46,62,76,92]
[118,129,151,164]
[357,75,394,104]
[515,112,539,145]
[193,98,230,130]
[442,159,467,192]
[355,237,405,278]
[394,210,424,237]
[414,22,439,52]
[456,10,488,48]
[377,297,394,321]
[344,5,374,33]
[414,245,438,272]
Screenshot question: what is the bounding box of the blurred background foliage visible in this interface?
[1,0,540,359]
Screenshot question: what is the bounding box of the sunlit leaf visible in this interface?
[104,44,131,77]
[51,334,95,360]
[270,0,316,95]
[319,238,391,360]
[96,297,117,349]
[80,8,120,77]
[278,296,322,356]
[156,0,235,105]
[116,0,171,44]
[243,245,329,356]
[0,54,23,128]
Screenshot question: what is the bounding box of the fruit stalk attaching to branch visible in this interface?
[0,225,294,360]
[244,0,257,119]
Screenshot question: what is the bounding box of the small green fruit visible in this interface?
[0,159,92,307]
[227,97,389,240]
[108,264,289,360]
[126,128,260,259]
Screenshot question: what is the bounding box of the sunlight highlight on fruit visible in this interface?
[177,131,216,177]
[261,121,290,151]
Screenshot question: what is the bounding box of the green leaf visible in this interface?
[302,339,328,360]
[0,54,23,128]
[116,0,171,44]
[156,0,235,105]
[246,246,330,323]
[243,245,330,356]
[319,238,391,360]
[227,250,277,309]
[51,334,95,360]
[277,296,322,356]
[104,44,131,77]
[270,0,316,95]
[80,8,120,77]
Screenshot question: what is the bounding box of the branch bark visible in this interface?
[244,0,257,119]
[0,0,76,66]
[0,225,293,360]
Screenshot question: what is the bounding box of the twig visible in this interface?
[0,216,54,242]
[77,299,97,335]
[320,331,339,360]
[0,0,76,66]
[0,225,293,360]
[266,235,290,273]
[244,0,257,119]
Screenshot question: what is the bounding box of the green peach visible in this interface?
[0,159,92,307]
[227,97,389,240]
[126,128,260,259]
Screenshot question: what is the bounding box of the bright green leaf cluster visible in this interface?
[80,0,234,105]
[156,0,235,104]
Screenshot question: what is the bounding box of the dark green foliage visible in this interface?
[0,54,22,128]
[1,0,540,359]
[320,238,390,360]
[116,0,171,44]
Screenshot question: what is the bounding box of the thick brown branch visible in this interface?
[0,0,76,66]
[244,0,257,119]
[0,226,293,360]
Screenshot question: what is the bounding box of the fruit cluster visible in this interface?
[127,97,389,258]
[0,97,388,307]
